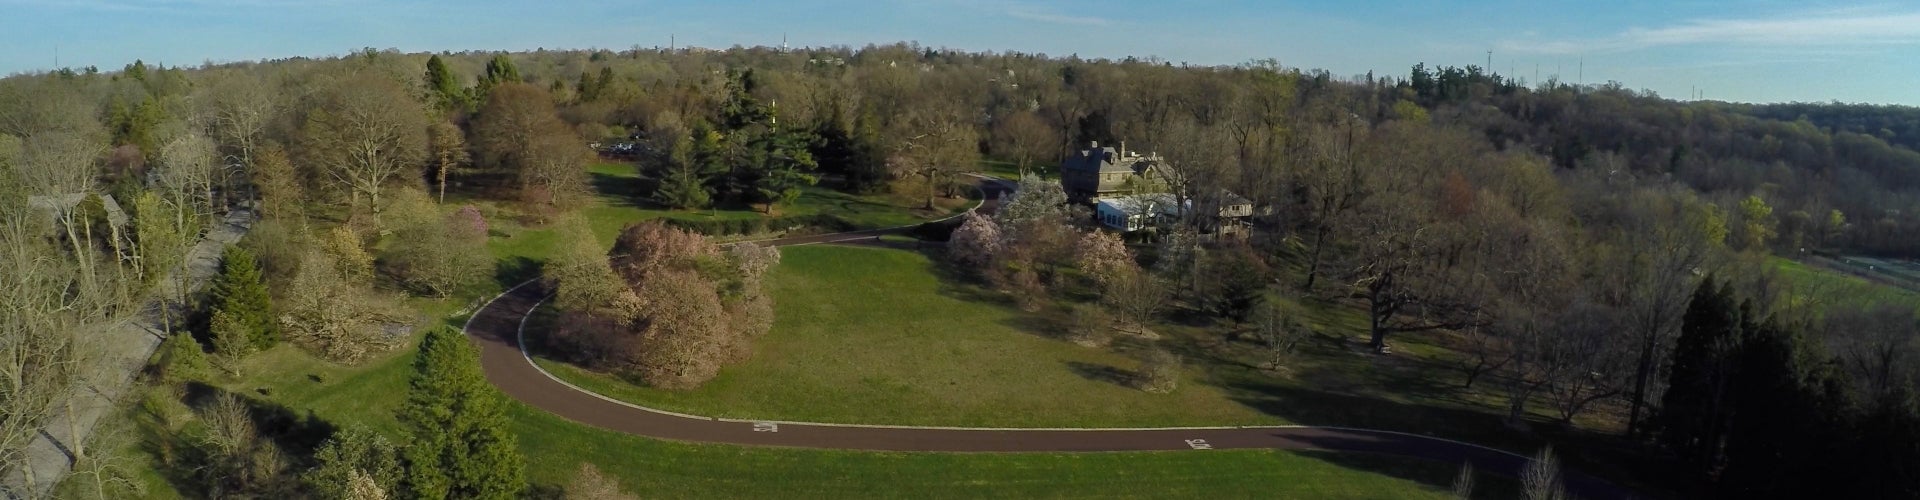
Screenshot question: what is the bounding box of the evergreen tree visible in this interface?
[209,245,278,349]
[423,55,465,112]
[1655,277,1743,471]
[654,134,711,209]
[1719,318,1854,498]
[688,121,731,198]
[397,326,524,500]
[157,333,208,383]
[473,54,521,103]
[751,129,818,213]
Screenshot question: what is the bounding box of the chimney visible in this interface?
[1090,140,1099,149]
[1120,141,1127,157]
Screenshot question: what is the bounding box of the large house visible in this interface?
[1059,141,1161,203]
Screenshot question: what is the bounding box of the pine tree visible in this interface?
[1655,277,1744,471]
[751,129,818,213]
[397,326,524,500]
[157,333,209,384]
[210,245,278,349]
[423,55,464,112]
[655,134,711,209]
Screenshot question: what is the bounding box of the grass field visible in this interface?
[1772,256,1920,305]
[533,244,1277,428]
[56,158,1509,498]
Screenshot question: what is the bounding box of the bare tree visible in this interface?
[991,110,1060,177]
[893,105,980,210]
[1104,267,1169,337]
[425,120,468,204]
[298,72,428,217]
[200,71,280,167]
[1522,446,1567,500]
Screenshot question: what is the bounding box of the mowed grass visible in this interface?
[513,400,1498,499]
[534,244,1279,428]
[1772,256,1920,305]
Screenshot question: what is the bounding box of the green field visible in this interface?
[533,244,1277,428]
[60,159,1505,498]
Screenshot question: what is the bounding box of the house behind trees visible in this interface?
[1060,141,1161,203]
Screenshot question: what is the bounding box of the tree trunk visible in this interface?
[1626,330,1657,439]
[1303,225,1330,291]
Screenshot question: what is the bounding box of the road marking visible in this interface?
[1185,439,1212,450]
[753,422,779,433]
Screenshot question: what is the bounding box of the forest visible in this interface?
[2,42,1919,498]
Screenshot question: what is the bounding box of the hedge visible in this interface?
[663,214,857,237]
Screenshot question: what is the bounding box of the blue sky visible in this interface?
[3,0,1917,105]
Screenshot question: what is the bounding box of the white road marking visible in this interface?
[754,422,779,433]
[1185,439,1212,450]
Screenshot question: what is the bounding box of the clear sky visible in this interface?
[3,0,1916,105]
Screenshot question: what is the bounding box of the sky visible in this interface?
[2,0,1917,105]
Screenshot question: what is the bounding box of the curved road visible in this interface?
[462,177,1636,499]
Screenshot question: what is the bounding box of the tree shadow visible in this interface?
[588,170,648,208]
[1064,361,1137,388]
[1219,381,1681,499]
[1292,449,1520,500]
[495,256,541,288]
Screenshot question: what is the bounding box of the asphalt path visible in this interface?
[462,176,1637,499]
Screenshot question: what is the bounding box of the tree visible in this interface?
[992,110,1061,177]
[1104,266,1169,336]
[1521,446,1566,500]
[1193,243,1270,321]
[423,55,466,112]
[1135,347,1180,393]
[305,426,402,500]
[1734,194,1776,252]
[893,106,980,209]
[947,213,1003,268]
[426,120,468,203]
[281,246,396,363]
[654,133,712,209]
[298,72,429,217]
[250,144,304,218]
[1655,278,1743,472]
[208,309,252,376]
[1250,298,1309,369]
[201,71,279,167]
[155,331,209,384]
[397,326,525,500]
[1072,229,1133,287]
[210,245,277,350]
[994,173,1068,233]
[472,83,588,207]
[475,54,521,100]
[380,190,492,297]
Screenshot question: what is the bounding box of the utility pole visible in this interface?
[1578,56,1584,85]
[1486,50,1492,72]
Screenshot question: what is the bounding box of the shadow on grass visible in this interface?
[136,382,344,496]
[1063,361,1136,388]
[589,170,647,208]
[1296,450,1519,500]
[495,256,541,289]
[1222,380,1677,499]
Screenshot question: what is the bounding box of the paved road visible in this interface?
[7,206,256,497]
[462,177,1637,499]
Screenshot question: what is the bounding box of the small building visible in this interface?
[1060,141,1162,204]
[1094,193,1175,232]
[1093,191,1254,237]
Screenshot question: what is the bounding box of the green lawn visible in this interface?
[532,244,1279,428]
[61,160,1508,498]
[981,159,1058,181]
[1772,256,1920,306]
